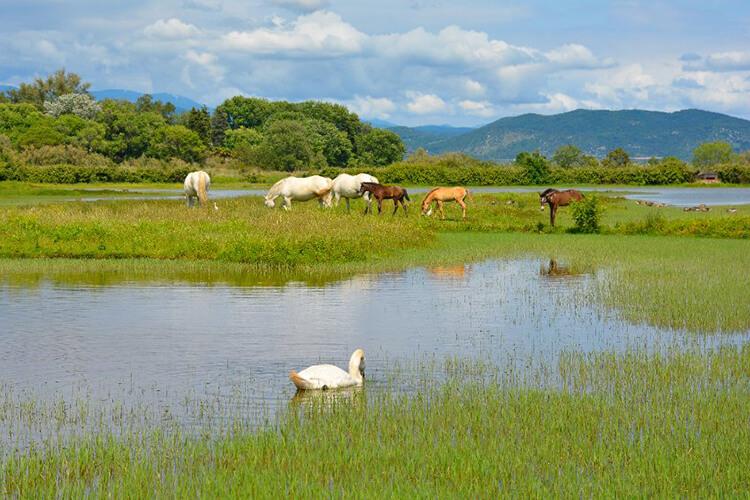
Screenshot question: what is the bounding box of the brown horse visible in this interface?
[539,188,584,226]
[358,182,410,215]
[421,187,469,219]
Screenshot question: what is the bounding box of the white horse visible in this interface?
[264,175,334,211]
[184,170,211,207]
[331,173,379,212]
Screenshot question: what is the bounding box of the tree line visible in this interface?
[0,69,405,171]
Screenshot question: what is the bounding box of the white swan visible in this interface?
[289,349,365,390]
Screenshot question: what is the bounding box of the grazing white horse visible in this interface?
[331,173,379,212]
[184,170,211,207]
[264,175,334,211]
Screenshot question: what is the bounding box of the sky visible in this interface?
[1,0,750,126]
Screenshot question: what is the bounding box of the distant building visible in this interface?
[695,171,720,183]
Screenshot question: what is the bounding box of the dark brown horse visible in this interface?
[358,182,410,215]
[539,188,584,226]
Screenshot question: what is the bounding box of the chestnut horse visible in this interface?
[539,188,584,226]
[358,182,410,215]
[421,187,469,220]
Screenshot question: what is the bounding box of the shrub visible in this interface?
[18,145,113,167]
[570,195,602,233]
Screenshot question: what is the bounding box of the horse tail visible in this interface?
[197,172,209,206]
[404,189,411,202]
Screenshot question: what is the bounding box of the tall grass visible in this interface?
[2,346,749,496]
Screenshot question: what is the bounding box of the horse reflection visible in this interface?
[428,265,468,280]
[540,259,580,279]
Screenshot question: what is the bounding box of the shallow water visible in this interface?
[2,257,747,447]
[76,186,750,207]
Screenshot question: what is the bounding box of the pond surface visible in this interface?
[75,186,750,207]
[3,257,747,448]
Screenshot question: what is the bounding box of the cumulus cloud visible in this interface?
[463,79,484,96]
[347,95,396,119]
[221,11,364,56]
[183,50,225,81]
[406,92,448,114]
[458,99,495,117]
[144,18,201,39]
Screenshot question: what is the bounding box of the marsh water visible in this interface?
[3,257,748,448]
[73,186,750,207]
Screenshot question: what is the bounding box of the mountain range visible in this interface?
[386,109,750,161]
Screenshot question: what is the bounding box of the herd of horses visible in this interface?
[185,170,584,226]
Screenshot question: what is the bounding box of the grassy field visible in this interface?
[1,182,749,495]
[2,345,749,497]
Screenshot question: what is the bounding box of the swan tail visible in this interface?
[289,370,313,390]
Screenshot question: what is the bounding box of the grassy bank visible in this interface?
[3,345,749,497]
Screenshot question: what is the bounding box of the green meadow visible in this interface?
[1,181,749,495]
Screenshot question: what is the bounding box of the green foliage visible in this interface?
[217,96,272,129]
[515,151,549,183]
[0,163,192,183]
[255,120,325,171]
[715,162,750,183]
[355,128,405,166]
[17,145,112,167]
[692,141,735,168]
[4,68,90,109]
[184,106,212,145]
[147,125,207,163]
[570,195,602,233]
[135,94,176,123]
[99,100,167,161]
[552,144,586,168]
[210,107,229,147]
[603,147,630,168]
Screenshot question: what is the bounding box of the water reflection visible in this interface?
[539,259,584,281]
[428,264,468,280]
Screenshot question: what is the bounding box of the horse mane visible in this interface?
[539,188,558,197]
[266,177,289,198]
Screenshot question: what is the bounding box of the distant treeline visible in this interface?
[0,69,405,173]
[2,69,750,185]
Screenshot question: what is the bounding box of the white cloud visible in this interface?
[183,50,225,81]
[144,18,201,40]
[347,95,396,119]
[518,93,580,114]
[463,79,484,96]
[221,11,364,56]
[704,51,750,72]
[458,99,495,117]
[406,92,448,114]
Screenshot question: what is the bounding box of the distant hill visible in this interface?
[386,125,475,154]
[391,109,750,161]
[90,89,207,112]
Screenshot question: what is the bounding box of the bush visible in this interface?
[570,195,602,233]
[0,163,193,183]
[18,145,113,167]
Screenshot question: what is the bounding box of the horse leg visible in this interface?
[457,198,467,219]
[437,200,445,220]
[551,205,557,227]
[345,198,351,212]
[186,195,192,208]
[401,198,408,216]
[377,198,383,215]
[283,197,292,211]
[392,199,399,216]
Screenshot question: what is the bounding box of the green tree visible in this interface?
[184,106,212,145]
[603,147,630,168]
[307,119,353,167]
[217,96,272,129]
[210,107,229,147]
[552,144,585,168]
[355,128,405,166]
[516,151,549,184]
[692,141,734,168]
[147,125,207,163]
[6,69,90,110]
[98,100,167,161]
[223,127,264,163]
[135,95,176,123]
[17,121,66,148]
[255,120,325,171]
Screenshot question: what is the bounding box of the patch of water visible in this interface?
[0,258,747,447]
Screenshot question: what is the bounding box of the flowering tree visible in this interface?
[44,93,101,120]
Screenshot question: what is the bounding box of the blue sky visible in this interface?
[1,0,750,125]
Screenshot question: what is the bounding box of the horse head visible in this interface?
[539,188,558,211]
